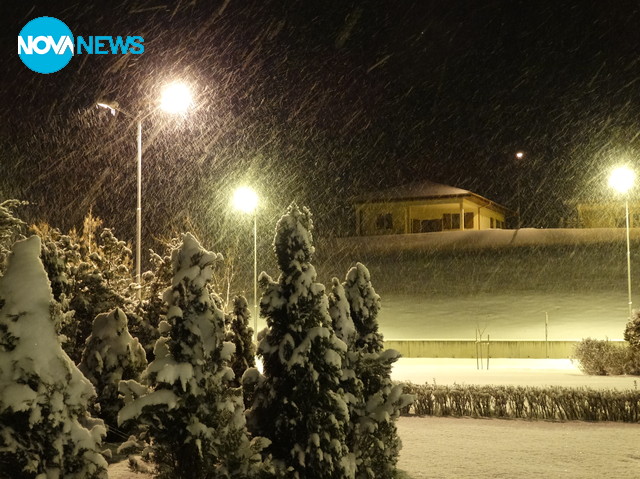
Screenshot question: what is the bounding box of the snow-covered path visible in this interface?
[397,416,640,478]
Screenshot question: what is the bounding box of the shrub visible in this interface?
[624,310,640,351]
[573,338,627,375]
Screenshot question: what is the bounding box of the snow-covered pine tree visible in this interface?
[227,295,256,388]
[35,223,130,363]
[133,244,176,361]
[80,307,147,435]
[248,204,353,479]
[343,262,412,479]
[344,264,384,355]
[118,233,270,479]
[0,199,26,273]
[0,236,107,479]
[624,309,640,351]
[328,277,364,475]
[94,228,135,298]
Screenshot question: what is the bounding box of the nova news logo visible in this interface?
[18,16,144,74]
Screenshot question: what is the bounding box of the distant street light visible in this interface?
[232,186,259,338]
[97,82,193,297]
[609,165,636,318]
[515,151,525,229]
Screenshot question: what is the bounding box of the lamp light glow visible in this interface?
[233,186,259,214]
[609,166,635,194]
[159,82,192,114]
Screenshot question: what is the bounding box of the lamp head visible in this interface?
[160,82,192,114]
[233,186,259,214]
[96,100,119,115]
[609,166,635,194]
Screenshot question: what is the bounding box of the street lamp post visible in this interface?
[97,82,192,298]
[232,186,259,338]
[515,151,524,229]
[609,165,636,318]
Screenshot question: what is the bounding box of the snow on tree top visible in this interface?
[0,235,95,410]
[345,262,381,318]
[329,277,356,345]
[169,233,222,288]
[274,203,316,274]
[0,235,51,316]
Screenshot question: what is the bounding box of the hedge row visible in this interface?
[401,383,640,422]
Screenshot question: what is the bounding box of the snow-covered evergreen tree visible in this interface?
[0,236,107,479]
[248,204,353,479]
[344,264,384,354]
[134,245,176,360]
[80,307,147,435]
[34,218,133,363]
[624,309,640,351]
[226,295,256,388]
[343,262,412,479]
[118,233,270,479]
[0,199,26,273]
[328,278,364,475]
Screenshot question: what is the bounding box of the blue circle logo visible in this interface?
[18,17,74,74]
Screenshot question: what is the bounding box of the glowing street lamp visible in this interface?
[160,82,192,114]
[233,186,259,339]
[97,82,192,297]
[609,165,636,318]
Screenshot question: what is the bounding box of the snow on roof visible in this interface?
[355,180,470,202]
[353,179,512,213]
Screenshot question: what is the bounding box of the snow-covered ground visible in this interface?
[108,358,640,478]
[397,415,640,479]
[391,357,639,389]
[393,358,640,478]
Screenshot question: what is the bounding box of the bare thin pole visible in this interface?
[136,118,142,300]
[253,213,258,339]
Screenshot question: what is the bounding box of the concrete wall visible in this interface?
[383,339,625,359]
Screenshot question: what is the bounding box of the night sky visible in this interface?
[3,1,640,254]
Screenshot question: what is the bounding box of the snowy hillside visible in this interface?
[328,227,634,254]
[311,229,638,341]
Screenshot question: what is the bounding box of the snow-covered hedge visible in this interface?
[405,382,640,422]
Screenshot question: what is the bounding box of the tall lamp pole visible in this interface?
[515,151,524,229]
[233,186,260,338]
[97,82,192,297]
[609,165,636,318]
[136,119,142,292]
